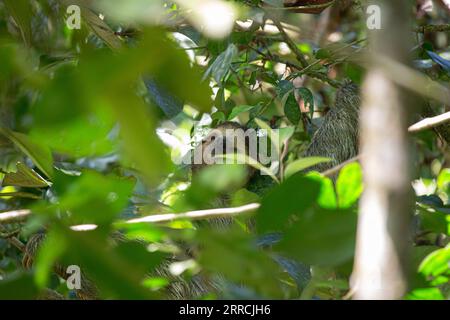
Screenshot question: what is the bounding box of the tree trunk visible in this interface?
[351,0,416,300]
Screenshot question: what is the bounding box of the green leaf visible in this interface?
[217,153,279,184]
[437,169,450,193]
[198,228,284,298]
[0,272,39,299]
[297,88,314,119]
[34,230,67,288]
[0,128,54,179]
[278,126,295,143]
[283,92,301,125]
[228,105,255,120]
[2,162,50,188]
[231,188,260,207]
[256,174,321,233]
[58,228,156,299]
[406,288,444,300]
[417,207,448,235]
[306,172,338,209]
[277,208,357,266]
[142,277,169,291]
[106,92,171,185]
[315,48,331,59]
[114,222,165,243]
[419,245,450,279]
[284,157,331,179]
[336,162,363,208]
[55,170,135,225]
[204,44,238,85]
[276,80,294,99]
[62,0,122,50]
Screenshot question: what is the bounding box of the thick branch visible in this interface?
[351,0,414,300]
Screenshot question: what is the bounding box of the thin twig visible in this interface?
[269,16,309,68]
[0,204,261,226]
[264,11,340,87]
[279,138,290,182]
[126,203,260,224]
[322,155,361,177]
[0,224,25,252]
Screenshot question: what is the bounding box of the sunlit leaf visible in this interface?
[2,162,50,188]
[419,245,450,279]
[336,162,363,208]
[406,287,444,300]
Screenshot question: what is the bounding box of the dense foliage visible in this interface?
[0,0,448,300]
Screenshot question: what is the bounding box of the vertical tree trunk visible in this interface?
[351,0,415,299]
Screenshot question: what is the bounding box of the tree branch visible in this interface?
[414,24,450,33]
[0,209,31,223]
[0,204,261,226]
[408,111,450,133]
[126,203,260,224]
[264,11,340,88]
[0,224,26,252]
[321,155,361,177]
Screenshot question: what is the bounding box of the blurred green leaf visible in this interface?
[336,162,363,208]
[198,228,284,298]
[59,228,157,299]
[3,0,32,46]
[55,170,135,225]
[0,272,39,299]
[230,188,260,207]
[34,230,67,288]
[277,208,357,267]
[256,174,321,233]
[115,222,165,243]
